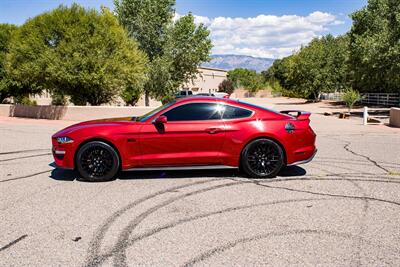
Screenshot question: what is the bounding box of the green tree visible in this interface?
[262,56,296,91]
[218,79,235,94]
[228,68,265,93]
[115,0,212,105]
[264,35,349,99]
[6,4,148,105]
[0,23,20,103]
[349,0,400,93]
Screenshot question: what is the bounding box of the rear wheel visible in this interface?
[241,138,284,178]
[76,141,119,182]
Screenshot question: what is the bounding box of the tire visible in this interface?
[76,141,120,182]
[241,138,284,178]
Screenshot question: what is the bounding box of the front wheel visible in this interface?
[76,141,120,182]
[241,138,284,178]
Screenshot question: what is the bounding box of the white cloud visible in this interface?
[175,11,343,59]
[193,14,211,25]
[331,20,345,25]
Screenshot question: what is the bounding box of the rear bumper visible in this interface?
[287,149,317,166]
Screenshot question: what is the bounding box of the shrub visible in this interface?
[342,89,360,113]
[218,79,235,94]
[51,92,67,106]
[15,95,37,106]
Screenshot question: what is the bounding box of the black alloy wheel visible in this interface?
[76,141,120,182]
[241,138,284,178]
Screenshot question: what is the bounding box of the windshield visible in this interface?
[135,101,176,122]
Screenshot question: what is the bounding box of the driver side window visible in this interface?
[162,103,222,121]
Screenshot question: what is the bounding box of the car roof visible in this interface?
[175,96,284,117]
[176,96,237,104]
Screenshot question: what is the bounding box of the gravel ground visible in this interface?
[1,101,400,267]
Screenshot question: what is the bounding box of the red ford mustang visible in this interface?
[52,97,316,181]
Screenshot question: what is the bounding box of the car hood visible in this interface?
[77,116,137,125]
[52,116,139,138]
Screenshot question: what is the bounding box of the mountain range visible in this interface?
[201,54,275,72]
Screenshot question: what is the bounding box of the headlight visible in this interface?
[56,136,74,144]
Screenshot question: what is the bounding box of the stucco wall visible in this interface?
[182,67,228,94]
[0,104,155,121]
[232,88,272,98]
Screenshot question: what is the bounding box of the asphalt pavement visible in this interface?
[1,108,400,266]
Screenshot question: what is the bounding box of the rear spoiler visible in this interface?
[280,110,311,121]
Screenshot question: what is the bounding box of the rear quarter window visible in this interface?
[223,105,253,119]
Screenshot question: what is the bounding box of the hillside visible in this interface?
[201,54,275,72]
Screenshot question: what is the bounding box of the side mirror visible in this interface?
[154,115,167,124]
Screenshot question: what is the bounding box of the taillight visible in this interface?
[223,94,230,99]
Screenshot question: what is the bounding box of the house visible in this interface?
[181,67,228,94]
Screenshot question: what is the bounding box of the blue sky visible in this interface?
[0,0,367,58]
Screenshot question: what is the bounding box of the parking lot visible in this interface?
[1,100,400,266]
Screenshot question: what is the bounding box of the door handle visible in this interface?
[206,127,221,134]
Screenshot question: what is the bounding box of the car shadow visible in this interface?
[49,165,306,182]
[50,168,79,181]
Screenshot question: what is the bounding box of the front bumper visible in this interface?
[49,161,74,170]
[52,138,76,169]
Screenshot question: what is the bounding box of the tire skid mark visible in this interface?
[319,173,400,181]
[0,153,52,163]
[314,161,382,175]
[182,229,399,267]
[317,173,398,178]
[298,167,399,180]
[261,176,400,185]
[251,180,400,207]
[0,170,51,183]
[117,198,328,251]
[314,158,400,168]
[108,175,398,266]
[89,175,400,266]
[347,180,369,267]
[314,160,400,169]
[0,234,28,252]
[113,175,400,266]
[308,162,336,174]
[111,180,249,267]
[87,180,246,267]
[84,178,224,266]
[0,149,50,156]
[84,174,400,266]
